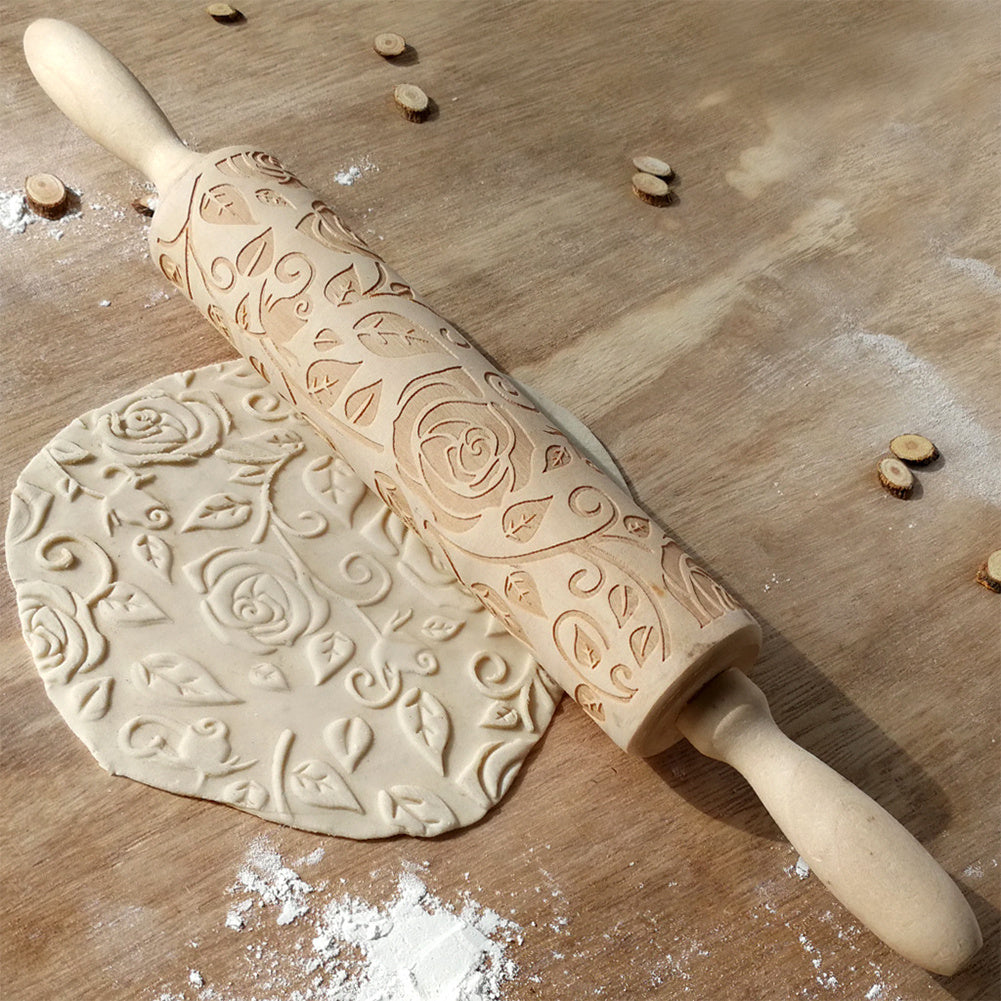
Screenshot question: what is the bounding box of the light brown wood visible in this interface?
[2,4,998,1001]
[393,82,430,121]
[374,31,407,59]
[24,171,68,217]
[206,3,241,23]
[876,455,914,498]
[632,154,673,179]
[976,550,1001,593]
[631,170,671,204]
[890,433,938,465]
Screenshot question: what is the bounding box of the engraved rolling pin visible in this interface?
[24,19,981,975]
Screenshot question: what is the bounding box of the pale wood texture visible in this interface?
[1,3,998,1000]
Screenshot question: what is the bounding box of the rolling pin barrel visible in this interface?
[147,143,762,756]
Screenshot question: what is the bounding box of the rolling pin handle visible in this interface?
[676,669,982,975]
[23,19,201,193]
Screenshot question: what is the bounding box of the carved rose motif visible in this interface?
[392,368,535,532]
[17,581,106,685]
[189,548,328,654]
[95,390,230,466]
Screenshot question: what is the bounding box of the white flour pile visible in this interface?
[153,837,522,1001]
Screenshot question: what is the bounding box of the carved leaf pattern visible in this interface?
[572,623,603,671]
[289,760,362,812]
[132,652,241,705]
[324,717,373,773]
[501,497,551,543]
[96,582,169,626]
[398,687,450,776]
[69,676,113,721]
[236,228,275,277]
[308,629,356,685]
[132,533,173,582]
[544,443,572,472]
[354,312,436,357]
[608,584,637,628]
[344,380,382,427]
[630,624,657,666]
[504,570,545,617]
[200,184,255,225]
[378,786,457,837]
[182,494,253,532]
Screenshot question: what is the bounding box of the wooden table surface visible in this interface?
[2,2,998,999]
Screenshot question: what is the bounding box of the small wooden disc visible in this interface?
[631,171,671,204]
[394,84,430,121]
[24,173,68,219]
[206,3,241,22]
[374,32,407,58]
[877,456,914,498]
[975,550,1001,593]
[632,155,673,179]
[889,433,938,465]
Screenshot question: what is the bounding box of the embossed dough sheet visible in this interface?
[146,147,762,755]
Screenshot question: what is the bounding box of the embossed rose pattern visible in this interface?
[17,581,106,685]
[95,389,229,466]
[191,547,328,653]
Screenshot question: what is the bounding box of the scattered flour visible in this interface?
[946,255,1001,295]
[153,836,522,1001]
[0,190,31,233]
[333,158,378,186]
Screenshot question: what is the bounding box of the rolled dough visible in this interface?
[7,360,621,838]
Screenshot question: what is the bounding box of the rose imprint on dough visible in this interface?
[7,361,563,838]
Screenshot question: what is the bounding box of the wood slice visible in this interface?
[631,171,671,204]
[632,154,673,179]
[374,32,407,58]
[24,172,68,218]
[877,455,914,498]
[975,550,1001,592]
[890,433,938,465]
[393,83,430,121]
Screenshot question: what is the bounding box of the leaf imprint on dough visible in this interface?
[501,496,552,543]
[69,676,113,722]
[324,717,374,773]
[132,533,173,582]
[479,703,521,730]
[308,630,356,685]
[398,687,451,776]
[303,455,366,527]
[465,739,532,804]
[420,615,464,642]
[7,481,53,544]
[96,582,170,626]
[378,786,457,837]
[248,662,290,691]
[47,439,94,465]
[132,652,241,705]
[289,760,362,812]
[221,779,270,811]
[181,494,253,533]
[504,570,545,617]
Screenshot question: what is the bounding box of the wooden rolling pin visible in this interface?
[23,19,981,975]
